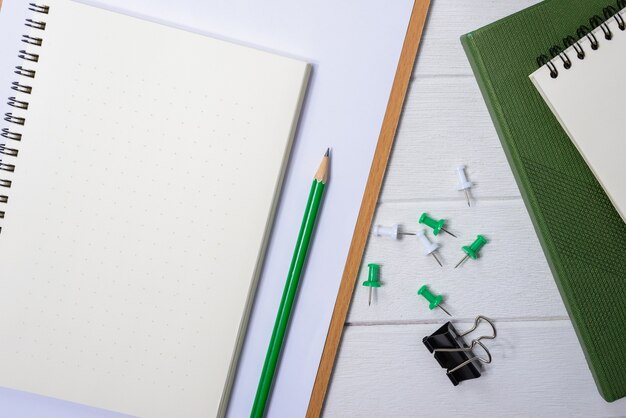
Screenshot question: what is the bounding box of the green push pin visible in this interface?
[417,284,451,317]
[419,213,457,238]
[362,263,381,306]
[455,235,488,268]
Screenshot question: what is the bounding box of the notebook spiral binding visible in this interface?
[536,1,625,78]
[0,3,50,230]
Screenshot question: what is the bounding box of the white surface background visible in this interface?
[324,0,626,416]
[0,0,413,416]
[1,1,625,417]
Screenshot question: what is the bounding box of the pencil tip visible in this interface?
[325,148,330,157]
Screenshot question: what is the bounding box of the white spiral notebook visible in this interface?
[530,7,626,223]
[0,1,309,417]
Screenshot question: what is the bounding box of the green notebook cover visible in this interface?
[461,0,626,402]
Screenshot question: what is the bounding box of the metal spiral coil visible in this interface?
[0,145,19,157]
[0,163,16,173]
[14,66,36,78]
[8,97,29,110]
[25,19,46,30]
[19,50,39,63]
[1,128,22,141]
[11,82,32,95]
[28,4,49,14]
[0,4,49,234]
[4,113,25,125]
[21,34,43,46]
[536,3,625,79]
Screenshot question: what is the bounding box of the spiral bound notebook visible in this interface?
[462,0,626,402]
[530,7,626,223]
[0,1,309,417]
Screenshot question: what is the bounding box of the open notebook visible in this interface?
[530,7,626,223]
[0,0,309,417]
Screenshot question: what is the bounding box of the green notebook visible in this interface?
[461,0,626,402]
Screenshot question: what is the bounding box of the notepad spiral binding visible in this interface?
[0,3,49,231]
[536,1,625,78]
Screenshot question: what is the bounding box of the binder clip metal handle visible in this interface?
[422,316,497,385]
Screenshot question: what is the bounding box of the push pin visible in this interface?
[455,235,488,268]
[419,213,457,238]
[416,229,443,267]
[372,224,415,240]
[362,263,381,306]
[456,165,473,207]
[417,284,451,317]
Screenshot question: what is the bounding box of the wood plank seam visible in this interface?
[377,196,523,204]
[346,317,573,327]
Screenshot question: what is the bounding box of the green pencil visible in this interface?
[251,149,330,418]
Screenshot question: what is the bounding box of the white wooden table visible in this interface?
[323,1,626,416]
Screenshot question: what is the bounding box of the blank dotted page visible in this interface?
[0,1,309,417]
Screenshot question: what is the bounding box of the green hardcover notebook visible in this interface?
[461,0,626,402]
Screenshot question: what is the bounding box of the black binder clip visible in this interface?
[422,316,497,385]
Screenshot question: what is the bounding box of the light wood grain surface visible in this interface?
[323,0,626,416]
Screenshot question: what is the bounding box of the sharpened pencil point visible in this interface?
[315,150,330,183]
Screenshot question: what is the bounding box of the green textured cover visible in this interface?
[461,0,626,402]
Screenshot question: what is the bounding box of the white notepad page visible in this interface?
[530,8,626,222]
[0,0,309,417]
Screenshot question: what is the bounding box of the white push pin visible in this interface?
[416,229,443,267]
[372,224,415,240]
[456,165,473,207]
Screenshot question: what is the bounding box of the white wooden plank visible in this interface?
[380,76,521,202]
[325,321,626,417]
[413,0,542,77]
[348,199,566,322]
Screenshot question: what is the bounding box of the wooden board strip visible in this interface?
[306,1,431,416]
[379,77,520,202]
[325,321,626,417]
[411,0,540,77]
[348,200,564,323]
